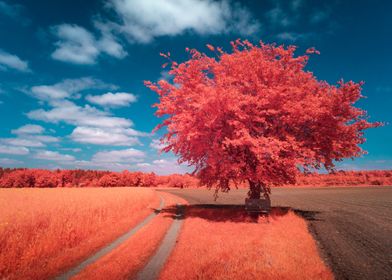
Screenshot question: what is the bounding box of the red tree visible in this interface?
[147,40,380,199]
[98,173,121,187]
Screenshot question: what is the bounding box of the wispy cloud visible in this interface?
[86,92,137,107]
[310,10,329,24]
[0,0,29,24]
[0,1,21,17]
[34,150,75,161]
[70,126,142,146]
[0,138,45,147]
[27,100,133,128]
[30,77,117,102]
[92,148,145,163]
[150,139,166,151]
[136,157,191,175]
[265,6,293,28]
[264,0,335,43]
[11,124,44,135]
[51,24,127,64]
[276,32,315,42]
[0,144,29,155]
[1,124,59,150]
[0,49,30,72]
[0,158,23,165]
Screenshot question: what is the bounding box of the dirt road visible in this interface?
[160,186,392,280]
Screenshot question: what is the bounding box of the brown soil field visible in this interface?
[159,186,392,280]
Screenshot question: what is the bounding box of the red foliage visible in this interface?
[293,170,392,187]
[147,39,381,198]
[98,173,121,187]
[0,168,196,188]
[0,167,390,189]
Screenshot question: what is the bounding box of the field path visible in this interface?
[136,203,185,280]
[160,186,392,280]
[56,195,165,280]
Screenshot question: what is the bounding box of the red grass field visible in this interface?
[159,207,333,280]
[72,192,187,280]
[1,187,335,280]
[0,187,159,279]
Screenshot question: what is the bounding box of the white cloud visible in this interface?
[0,145,29,155]
[51,24,127,64]
[27,100,132,128]
[70,126,141,146]
[49,0,259,66]
[0,49,30,72]
[94,21,127,59]
[137,157,191,175]
[86,92,137,107]
[136,162,151,167]
[30,135,59,143]
[107,0,260,43]
[11,124,44,135]
[61,147,82,152]
[0,158,22,165]
[92,148,145,163]
[0,138,44,147]
[73,159,133,171]
[34,150,75,161]
[4,124,59,148]
[30,77,116,102]
[27,77,146,148]
[150,139,166,150]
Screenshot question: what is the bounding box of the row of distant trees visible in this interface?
[293,170,392,187]
[0,168,198,188]
[0,168,391,188]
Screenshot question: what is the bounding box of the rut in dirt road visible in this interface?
[56,196,165,280]
[136,203,185,280]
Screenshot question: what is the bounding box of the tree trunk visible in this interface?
[247,180,271,200]
[248,180,261,199]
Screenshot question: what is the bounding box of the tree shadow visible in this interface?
[158,204,323,223]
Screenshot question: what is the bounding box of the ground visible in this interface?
[161,186,392,280]
[1,186,391,279]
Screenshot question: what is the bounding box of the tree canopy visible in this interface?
[146,39,380,198]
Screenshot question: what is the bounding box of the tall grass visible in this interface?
[0,187,158,279]
[73,192,187,280]
[160,207,333,280]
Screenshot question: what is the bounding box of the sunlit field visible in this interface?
[0,188,159,279]
[73,192,187,280]
[160,207,333,280]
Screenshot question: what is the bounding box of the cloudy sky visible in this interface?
[0,0,391,173]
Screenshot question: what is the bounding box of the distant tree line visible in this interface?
[0,168,198,188]
[0,168,391,188]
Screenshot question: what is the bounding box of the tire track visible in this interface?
[56,195,165,280]
[135,203,185,280]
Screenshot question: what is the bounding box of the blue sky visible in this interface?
[0,0,391,174]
